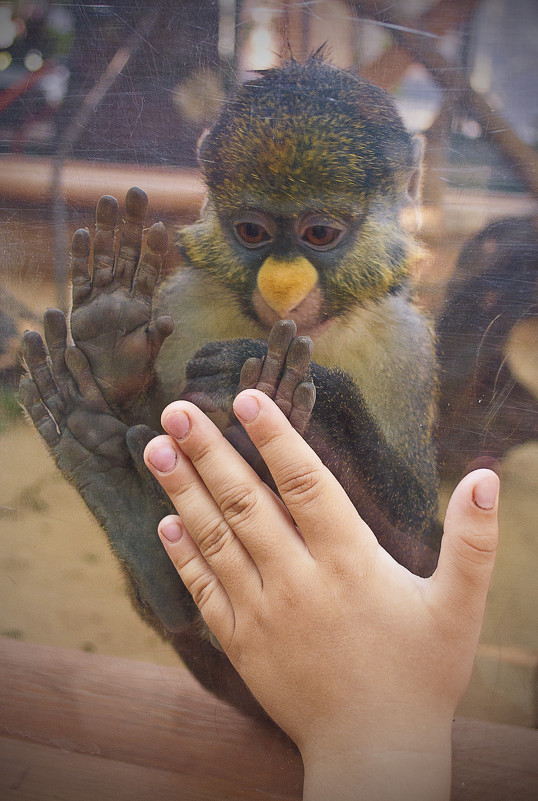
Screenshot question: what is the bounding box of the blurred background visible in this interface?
[0,0,536,728]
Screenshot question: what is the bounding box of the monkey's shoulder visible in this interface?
[314,293,437,448]
[155,267,264,401]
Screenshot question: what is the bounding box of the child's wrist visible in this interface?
[300,717,453,801]
[302,748,452,801]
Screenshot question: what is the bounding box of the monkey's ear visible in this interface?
[196,128,212,176]
[407,133,425,204]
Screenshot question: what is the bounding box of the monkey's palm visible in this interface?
[71,288,161,406]
[69,188,172,411]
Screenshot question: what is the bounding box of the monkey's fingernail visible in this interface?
[147,441,177,473]
[160,517,184,543]
[164,410,191,440]
[234,392,260,423]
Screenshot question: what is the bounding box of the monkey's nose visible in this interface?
[257,256,318,316]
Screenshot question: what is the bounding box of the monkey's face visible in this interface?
[234,206,347,333]
[179,58,420,337]
[179,192,411,337]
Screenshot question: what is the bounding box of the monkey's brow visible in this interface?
[231,200,364,220]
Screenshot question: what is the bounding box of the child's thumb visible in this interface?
[432,469,499,623]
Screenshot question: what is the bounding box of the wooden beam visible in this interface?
[0,638,302,800]
[1,638,537,800]
[0,155,205,217]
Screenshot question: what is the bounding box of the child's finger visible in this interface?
[156,403,307,571]
[431,469,499,626]
[233,390,376,559]
[158,515,235,648]
[145,434,265,603]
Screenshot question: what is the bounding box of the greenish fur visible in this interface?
[158,54,435,468]
[155,54,438,554]
[178,57,421,319]
[199,56,415,209]
[156,270,436,469]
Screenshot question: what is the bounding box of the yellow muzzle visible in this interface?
[257,256,318,316]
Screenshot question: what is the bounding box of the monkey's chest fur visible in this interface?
[156,266,437,467]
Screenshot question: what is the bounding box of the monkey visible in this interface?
[20,55,440,717]
[436,215,538,476]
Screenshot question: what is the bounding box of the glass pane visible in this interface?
[1,0,536,746]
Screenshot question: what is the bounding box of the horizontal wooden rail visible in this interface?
[1,156,535,237]
[0,155,205,216]
[0,638,537,800]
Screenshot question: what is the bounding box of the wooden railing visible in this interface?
[0,155,204,216]
[1,638,536,800]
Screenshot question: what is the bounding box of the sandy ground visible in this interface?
[1,217,537,728]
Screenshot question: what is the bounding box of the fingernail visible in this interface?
[165,410,191,440]
[160,517,183,543]
[234,392,260,423]
[473,472,499,511]
[147,442,177,473]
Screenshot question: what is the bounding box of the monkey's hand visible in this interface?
[20,311,132,479]
[69,187,173,417]
[20,309,194,633]
[184,320,315,425]
[184,320,316,487]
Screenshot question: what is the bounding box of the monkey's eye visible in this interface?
[299,217,346,251]
[234,222,271,248]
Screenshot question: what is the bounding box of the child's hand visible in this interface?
[144,390,499,801]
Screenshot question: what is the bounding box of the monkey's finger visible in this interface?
[272,336,313,419]
[19,376,61,446]
[126,424,173,504]
[148,315,175,357]
[43,309,76,397]
[157,514,236,650]
[126,423,157,470]
[232,390,376,560]
[238,357,263,392]
[92,194,118,288]
[144,431,268,602]
[70,228,92,307]
[114,187,148,288]
[430,470,498,630]
[132,221,168,299]
[21,331,65,421]
[289,381,316,436]
[256,320,297,399]
[64,346,110,413]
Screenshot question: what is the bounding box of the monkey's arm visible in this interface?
[68,188,173,426]
[306,364,440,575]
[20,310,195,633]
[20,314,315,720]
